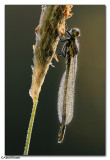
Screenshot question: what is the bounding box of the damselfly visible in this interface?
[57,28,80,143]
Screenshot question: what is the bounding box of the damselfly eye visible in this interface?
[73,29,80,37]
[76,31,80,37]
[69,28,80,37]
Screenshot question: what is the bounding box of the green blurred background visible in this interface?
[5,5,105,155]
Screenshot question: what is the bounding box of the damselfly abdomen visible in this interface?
[57,28,80,143]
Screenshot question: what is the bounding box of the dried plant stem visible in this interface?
[24,5,73,155]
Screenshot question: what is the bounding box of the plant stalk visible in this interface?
[24,5,73,155]
[24,98,38,155]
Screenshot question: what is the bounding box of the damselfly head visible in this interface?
[70,28,80,37]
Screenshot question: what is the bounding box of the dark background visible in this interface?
[5,5,105,155]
